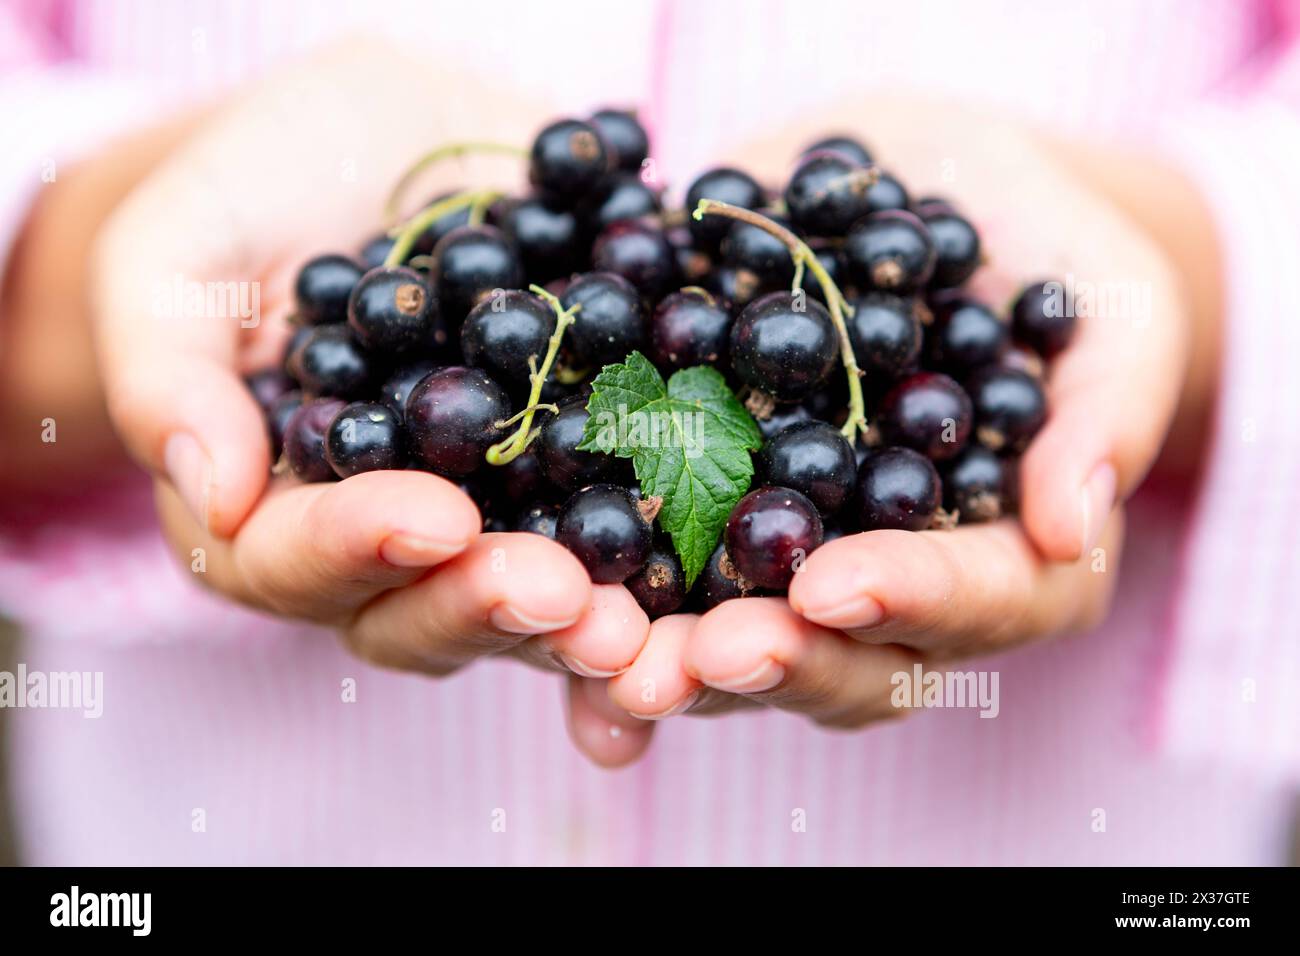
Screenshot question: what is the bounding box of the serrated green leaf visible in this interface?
[579,352,762,587]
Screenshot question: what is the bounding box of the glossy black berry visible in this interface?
[404,366,511,477]
[725,486,824,590]
[358,233,396,270]
[802,134,872,167]
[666,225,714,284]
[379,360,439,419]
[721,214,795,286]
[1011,279,1076,358]
[530,118,611,201]
[460,290,554,385]
[942,445,1010,523]
[536,397,625,492]
[925,296,1007,375]
[784,151,875,237]
[515,503,560,539]
[684,167,765,251]
[864,170,910,214]
[846,292,924,378]
[756,403,813,440]
[495,448,548,505]
[245,368,295,414]
[803,243,846,305]
[496,196,582,281]
[294,254,364,325]
[412,190,473,255]
[878,371,972,461]
[589,108,650,172]
[286,324,373,397]
[591,220,678,299]
[432,225,523,323]
[692,541,756,609]
[922,208,982,289]
[755,420,857,517]
[284,397,346,482]
[705,263,765,313]
[266,389,303,460]
[560,271,646,367]
[650,288,731,371]
[968,367,1047,454]
[844,210,936,293]
[346,266,437,353]
[580,172,661,232]
[325,401,405,478]
[855,446,941,531]
[730,291,838,402]
[625,542,686,618]
[556,484,654,584]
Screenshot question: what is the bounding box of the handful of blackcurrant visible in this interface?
[250,111,1075,619]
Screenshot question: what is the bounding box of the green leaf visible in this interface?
[578,352,762,587]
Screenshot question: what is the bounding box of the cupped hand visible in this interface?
[568,97,1198,766]
[91,39,651,681]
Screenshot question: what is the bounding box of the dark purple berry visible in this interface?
[968,367,1047,454]
[581,172,661,232]
[922,208,981,289]
[755,420,857,517]
[846,292,924,378]
[379,360,440,419]
[267,389,303,460]
[294,254,364,325]
[803,243,846,305]
[326,401,405,477]
[536,397,625,493]
[684,167,765,251]
[650,288,731,371]
[802,134,872,167]
[411,190,473,255]
[730,291,838,402]
[555,484,654,584]
[878,371,972,461]
[515,502,560,539]
[591,220,678,299]
[286,324,373,398]
[784,151,875,237]
[589,108,650,172]
[942,445,1010,523]
[284,397,346,482]
[530,118,611,201]
[844,210,936,293]
[725,486,824,590]
[496,196,583,281]
[721,214,795,286]
[756,404,813,440]
[460,290,554,385]
[925,296,1007,375]
[495,448,548,505]
[864,170,909,214]
[666,225,714,284]
[855,446,941,531]
[245,368,295,414]
[625,542,686,618]
[347,266,437,353]
[1011,279,1076,358]
[432,225,523,323]
[358,233,396,270]
[705,263,766,313]
[691,541,756,610]
[560,271,646,367]
[404,366,510,477]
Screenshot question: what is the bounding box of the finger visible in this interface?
[564,676,656,769]
[157,469,482,621]
[343,533,591,676]
[684,598,920,729]
[606,614,704,719]
[541,585,651,679]
[788,516,1124,656]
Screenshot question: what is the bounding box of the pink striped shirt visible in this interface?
[1,0,1297,864]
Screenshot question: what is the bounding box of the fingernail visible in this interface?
[1079,462,1117,558]
[558,653,622,679]
[163,432,212,531]
[378,531,470,567]
[633,690,700,720]
[793,593,886,630]
[708,658,785,694]
[490,604,581,635]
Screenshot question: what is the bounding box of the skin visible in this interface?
[0,48,1220,770]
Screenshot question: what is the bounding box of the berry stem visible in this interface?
[384,141,528,227]
[383,190,502,269]
[692,199,867,442]
[485,284,580,465]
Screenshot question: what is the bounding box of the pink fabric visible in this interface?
[1,0,1297,865]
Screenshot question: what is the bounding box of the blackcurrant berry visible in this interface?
[684,167,765,251]
[755,420,857,517]
[515,502,561,539]
[286,324,373,398]
[589,108,650,173]
[844,210,936,293]
[925,296,1007,375]
[1011,279,1076,358]
[347,266,437,353]
[560,271,646,367]
[432,225,523,323]
[725,486,824,590]
[536,397,625,492]
[555,483,654,584]
[284,397,346,482]
[378,360,440,419]
[666,225,714,284]
[730,291,838,402]
[530,118,611,201]
[756,403,813,440]
[494,448,548,505]
[411,190,473,256]
[460,290,554,385]
[721,213,796,286]
[358,233,396,270]
[967,367,1047,454]
[245,368,295,414]
[496,196,583,281]
[625,542,686,618]
[326,401,405,478]
[802,243,846,305]
[404,366,511,477]
[294,254,364,325]
[580,172,661,232]
[267,389,303,460]
[878,371,972,461]
[864,170,910,214]
[784,151,875,237]
[691,541,756,609]
[650,288,731,371]
[705,263,765,313]
[855,446,941,531]
[922,208,982,289]
[591,220,678,299]
[802,134,872,167]
[942,445,1010,523]
[846,292,924,378]
[910,196,957,218]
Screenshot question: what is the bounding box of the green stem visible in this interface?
[383,190,502,269]
[485,285,579,465]
[384,141,528,227]
[691,199,867,443]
